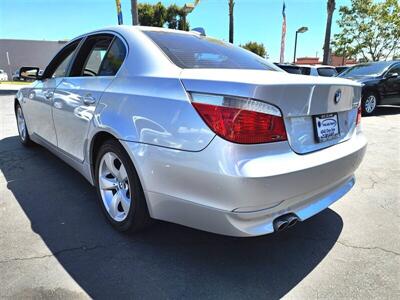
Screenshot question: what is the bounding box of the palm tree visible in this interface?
[131,0,139,25]
[323,0,336,65]
[229,0,234,43]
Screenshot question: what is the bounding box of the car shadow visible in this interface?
[367,105,400,116]
[0,136,343,299]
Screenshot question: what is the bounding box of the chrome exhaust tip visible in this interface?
[273,214,300,232]
[287,215,299,228]
[273,219,289,232]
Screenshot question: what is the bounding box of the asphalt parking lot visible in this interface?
[0,94,399,299]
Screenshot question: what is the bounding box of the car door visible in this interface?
[381,63,400,105]
[23,39,82,146]
[52,34,127,161]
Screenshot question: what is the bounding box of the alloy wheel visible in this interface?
[98,152,131,222]
[16,107,27,141]
[364,95,377,114]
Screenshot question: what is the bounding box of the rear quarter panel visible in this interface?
[91,75,215,151]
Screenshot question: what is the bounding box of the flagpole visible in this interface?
[279,1,286,63]
[115,0,124,25]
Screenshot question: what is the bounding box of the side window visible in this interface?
[43,39,81,78]
[53,51,75,78]
[301,67,311,75]
[70,35,113,77]
[82,39,111,76]
[98,38,126,76]
[387,64,400,76]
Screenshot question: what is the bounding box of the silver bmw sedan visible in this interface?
[15,26,367,237]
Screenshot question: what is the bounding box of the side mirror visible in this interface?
[19,67,40,81]
[386,72,399,79]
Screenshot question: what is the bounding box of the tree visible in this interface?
[229,0,234,43]
[332,0,400,61]
[131,0,139,25]
[240,42,268,58]
[137,2,189,30]
[323,0,336,65]
[138,2,166,27]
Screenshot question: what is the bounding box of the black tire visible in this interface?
[15,103,34,147]
[361,91,378,116]
[94,139,151,233]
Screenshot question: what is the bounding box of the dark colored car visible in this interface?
[339,61,400,115]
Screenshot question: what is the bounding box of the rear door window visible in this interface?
[70,35,126,77]
[98,37,127,76]
[71,35,113,76]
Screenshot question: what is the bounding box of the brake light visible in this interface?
[190,93,287,144]
[356,105,362,125]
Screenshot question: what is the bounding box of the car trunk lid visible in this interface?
[180,69,362,154]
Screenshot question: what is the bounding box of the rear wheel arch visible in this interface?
[361,88,380,115]
[14,98,21,112]
[363,87,381,103]
[89,132,145,191]
[90,131,119,178]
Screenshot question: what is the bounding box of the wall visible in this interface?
[0,39,68,79]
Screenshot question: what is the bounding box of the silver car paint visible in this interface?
[16,26,367,236]
[53,77,114,162]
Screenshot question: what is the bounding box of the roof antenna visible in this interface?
[191,27,206,36]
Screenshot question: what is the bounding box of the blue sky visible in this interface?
[0,0,352,62]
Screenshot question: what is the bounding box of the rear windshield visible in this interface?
[143,31,279,71]
[317,67,337,77]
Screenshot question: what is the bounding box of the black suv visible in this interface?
[339,61,400,115]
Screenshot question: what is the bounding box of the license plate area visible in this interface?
[313,113,340,143]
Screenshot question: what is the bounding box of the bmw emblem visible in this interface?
[334,89,342,104]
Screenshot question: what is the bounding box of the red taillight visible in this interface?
[356,105,362,125]
[191,95,287,144]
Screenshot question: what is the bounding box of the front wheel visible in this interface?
[15,104,33,146]
[362,92,378,115]
[95,140,151,233]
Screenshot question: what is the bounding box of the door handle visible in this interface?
[83,94,96,105]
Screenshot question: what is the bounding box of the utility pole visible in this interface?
[323,0,336,65]
[131,0,139,25]
[229,0,234,43]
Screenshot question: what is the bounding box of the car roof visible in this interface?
[79,25,201,39]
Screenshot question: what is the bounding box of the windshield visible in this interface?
[143,31,279,71]
[339,62,392,77]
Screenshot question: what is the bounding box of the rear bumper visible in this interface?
[123,130,367,236]
[146,175,355,236]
